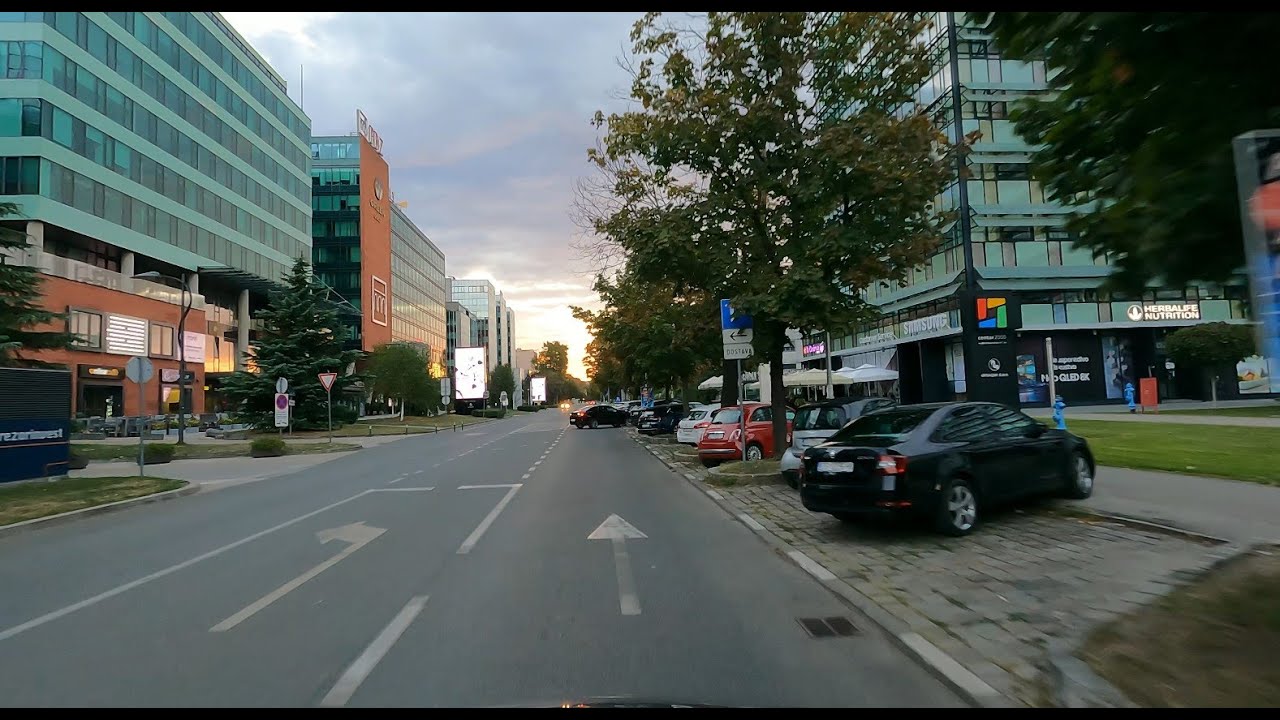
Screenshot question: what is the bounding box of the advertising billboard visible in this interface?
[530,376,547,404]
[1234,130,1280,394]
[0,367,71,483]
[454,346,487,400]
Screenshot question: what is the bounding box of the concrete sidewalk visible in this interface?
[68,451,355,492]
[1080,466,1280,545]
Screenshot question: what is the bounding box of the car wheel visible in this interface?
[745,443,763,461]
[1063,451,1094,499]
[935,476,978,537]
[784,474,798,489]
[589,419,598,429]
[614,421,622,428]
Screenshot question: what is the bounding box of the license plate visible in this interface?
[800,437,820,447]
[817,461,854,474]
[707,431,724,439]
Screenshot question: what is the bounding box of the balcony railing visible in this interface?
[33,251,207,311]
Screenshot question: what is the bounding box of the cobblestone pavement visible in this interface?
[630,430,1229,706]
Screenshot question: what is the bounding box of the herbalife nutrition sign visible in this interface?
[1125,302,1202,322]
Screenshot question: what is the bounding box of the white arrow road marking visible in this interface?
[456,484,522,554]
[210,522,387,632]
[0,488,433,643]
[588,514,647,616]
[319,594,429,707]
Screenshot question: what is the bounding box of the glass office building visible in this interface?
[804,12,1262,406]
[446,300,477,377]
[450,277,497,369]
[0,12,312,416]
[310,127,447,366]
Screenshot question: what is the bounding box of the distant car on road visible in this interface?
[781,398,896,487]
[798,401,1096,536]
[570,403,628,429]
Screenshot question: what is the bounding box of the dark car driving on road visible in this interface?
[798,402,1096,536]
[570,403,628,429]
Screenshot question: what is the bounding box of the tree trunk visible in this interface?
[767,322,788,459]
[720,358,739,406]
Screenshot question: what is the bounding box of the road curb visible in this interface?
[627,431,1010,708]
[0,481,198,539]
[1059,507,1232,546]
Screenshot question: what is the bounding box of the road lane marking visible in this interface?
[456,484,522,554]
[388,476,405,484]
[457,483,521,489]
[787,550,837,581]
[211,522,386,633]
[319,595,429,707]
[413,470,424,475]
[0,490,396,642]
[368,487,434,493]
[521,473,530,479]
[533,460,542,466]
[738,513,765,532]
[588,514,647,616]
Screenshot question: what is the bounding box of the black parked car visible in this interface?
[798,402,1096,536]
[570,404,628,429]
[637,403,684,435]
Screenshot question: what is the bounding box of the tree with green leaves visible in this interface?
[221,257,363,429]
[368,342,438,419]
[534,341,569,376]
[985,12,1280,291]
[572,266,722,402]
[1165,322,1257,395]
[588,12,959,456]
[0,202,78,367]
[488,362,516,406]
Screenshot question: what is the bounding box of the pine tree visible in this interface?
[0,202,77,367]
[221,257,363,429]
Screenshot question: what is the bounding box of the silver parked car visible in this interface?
[780,397,897,488]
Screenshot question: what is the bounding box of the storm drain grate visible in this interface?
[797,616,860,639]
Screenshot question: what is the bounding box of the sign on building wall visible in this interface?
[104,313,148,356]
[962,293,1023,406]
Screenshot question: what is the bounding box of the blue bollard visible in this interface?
[1052,395,1067,430]
[1124,382,1136,413]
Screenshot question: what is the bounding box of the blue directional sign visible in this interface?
[720,299,753,331]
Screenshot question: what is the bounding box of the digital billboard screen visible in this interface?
[454,346,487,400]
[530,376,547,403]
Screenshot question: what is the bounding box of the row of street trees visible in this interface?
[574,12,1277,449]
[575,12,964,451]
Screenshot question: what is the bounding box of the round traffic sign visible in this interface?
[275,393,289,410]
[276,377,288,393]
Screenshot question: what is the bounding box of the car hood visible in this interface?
[492,696,732,708]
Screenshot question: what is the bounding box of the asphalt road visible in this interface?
[0,410,961,708]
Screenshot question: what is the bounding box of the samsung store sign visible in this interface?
[900,312,952,337]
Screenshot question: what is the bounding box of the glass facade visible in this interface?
[446,300,477,374]
[451,278,497,369]
[816,12,1253,403]
[0,12,312,284]
[390,204,447,373]
[310,139,361,348]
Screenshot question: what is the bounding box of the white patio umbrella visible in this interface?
[697,375,723,391]
[840,364,899,383]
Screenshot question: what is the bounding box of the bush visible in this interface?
[480,408,507,418]
[250,436,288,458]
[143,443,175,464]
[67,448,89,470]
[516,405,542,412]
[332,404,358,426]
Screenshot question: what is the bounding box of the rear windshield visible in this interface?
[712,408,742,425]
[827,407,935,444]
[794,405,847,431]
[688,409,708,421]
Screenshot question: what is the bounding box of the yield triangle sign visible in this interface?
[318,372,337,392]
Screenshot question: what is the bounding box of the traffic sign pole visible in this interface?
[318,372,338,444]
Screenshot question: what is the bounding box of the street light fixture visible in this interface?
[133,271,192,445]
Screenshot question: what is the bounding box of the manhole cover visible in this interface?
[797,616,859,638]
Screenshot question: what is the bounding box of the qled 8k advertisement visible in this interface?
[454,346,487,401]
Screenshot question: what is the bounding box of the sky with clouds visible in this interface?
[222,12,643,379]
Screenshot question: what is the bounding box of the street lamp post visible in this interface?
[133,271,192,444]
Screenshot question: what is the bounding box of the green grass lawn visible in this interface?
[1163,405,1280,419]
[0,476,186,526]
[281,413,494,438]
[72,441,359,462]
[1066,419,1280,485]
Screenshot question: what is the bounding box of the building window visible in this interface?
[69,309,103,349]
[149,323,175,358]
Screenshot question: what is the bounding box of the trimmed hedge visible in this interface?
[143,443,175,464]
[250,436,288,458]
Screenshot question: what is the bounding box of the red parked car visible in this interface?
[696,402,795,467]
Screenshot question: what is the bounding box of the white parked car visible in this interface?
[780,398,896,487]
[676,405,720,445]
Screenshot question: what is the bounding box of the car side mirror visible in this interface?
[1027,422,1048,438]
